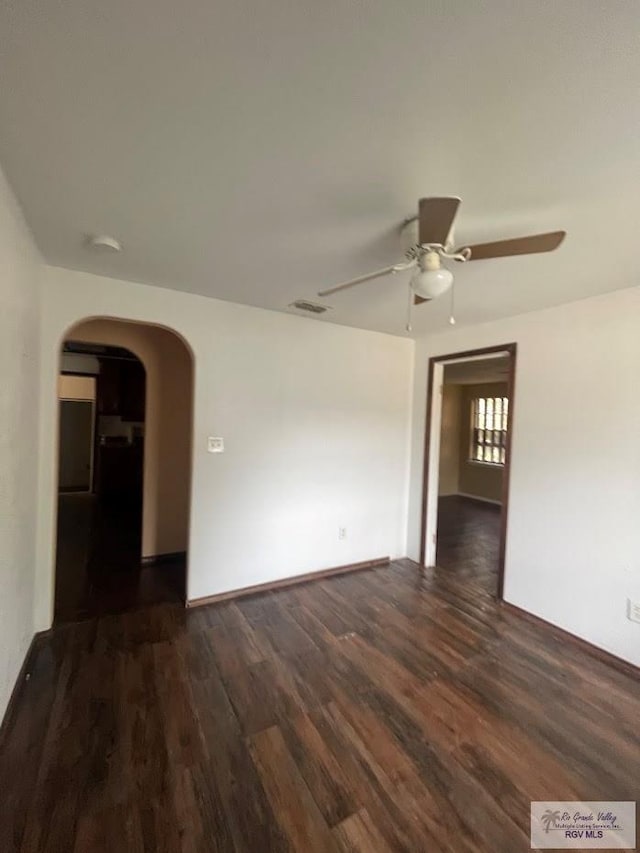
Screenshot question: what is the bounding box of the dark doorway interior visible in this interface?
[58,399,94,492]
[54,342,182,623]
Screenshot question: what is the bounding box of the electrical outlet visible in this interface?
[627,599,640,624]
[338,527,347,540]
[207,436,224,453]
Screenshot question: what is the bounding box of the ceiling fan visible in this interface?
[318,197,566,314]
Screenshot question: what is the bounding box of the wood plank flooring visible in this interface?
[2,559,639,852]
[437,495,501,596]
[55,493,184,623]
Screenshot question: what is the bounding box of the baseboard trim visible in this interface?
[141,551,187,566]
[456,492,502,507]
[186,556,390,608]
[0,632,40,750]
[502,601,640,680]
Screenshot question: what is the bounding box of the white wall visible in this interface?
[408,286,640,667]
[35,266,414,627]
[0,167,41,719]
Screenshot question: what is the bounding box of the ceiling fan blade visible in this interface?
[317,260,415,297]
[414,295,429,305]
[418,197,461,246]
[464,230,566,261]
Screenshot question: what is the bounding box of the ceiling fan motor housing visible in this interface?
[420,250,442,271]
[401,215,455,259]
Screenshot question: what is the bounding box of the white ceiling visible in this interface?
[1,1,639,337]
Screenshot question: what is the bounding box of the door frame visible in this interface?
[419,343,517,600]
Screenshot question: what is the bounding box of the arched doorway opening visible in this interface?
[53,317,193,622]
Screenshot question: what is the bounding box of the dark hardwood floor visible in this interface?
[2,558,639,852]
[437,495,501,596]
[55,493,184,623]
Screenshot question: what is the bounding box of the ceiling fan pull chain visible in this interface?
[449,277,456,325]
[406,282,413,332]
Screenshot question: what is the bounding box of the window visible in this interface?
[471,396,508,465]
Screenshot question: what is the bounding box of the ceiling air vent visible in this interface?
[289,299,332,315]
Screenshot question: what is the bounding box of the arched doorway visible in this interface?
[54,318,194,622]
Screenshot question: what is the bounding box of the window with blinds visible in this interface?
[471,396,508,465]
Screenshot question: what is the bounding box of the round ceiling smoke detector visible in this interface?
[87,234,122,252]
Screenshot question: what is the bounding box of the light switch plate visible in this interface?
[207,436,224,453]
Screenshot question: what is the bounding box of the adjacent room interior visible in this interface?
[436,355,511,597]
[1,2,639,851]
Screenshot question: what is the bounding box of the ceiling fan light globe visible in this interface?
[410,267,454,300]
